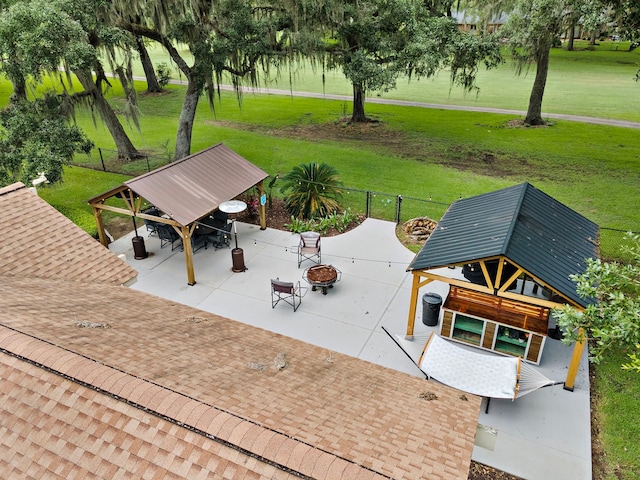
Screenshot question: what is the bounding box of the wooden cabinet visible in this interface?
[441,310,546,364]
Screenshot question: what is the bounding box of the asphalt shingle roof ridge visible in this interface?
[0,182,137,285]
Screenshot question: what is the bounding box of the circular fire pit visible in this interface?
[303,264,342,295]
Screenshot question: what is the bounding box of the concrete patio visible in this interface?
[108,218,592,480]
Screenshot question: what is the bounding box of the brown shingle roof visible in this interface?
[0,339,302,479]
[0,183,137,285]
[0,276,481,479]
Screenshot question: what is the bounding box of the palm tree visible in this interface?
[280,163,344,220]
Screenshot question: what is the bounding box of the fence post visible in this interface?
[98,148,106,171]
[366,191,372,218]
[146,156,151,172]
[395,195,403,224]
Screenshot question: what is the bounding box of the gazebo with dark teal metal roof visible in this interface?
[405,183,599,389]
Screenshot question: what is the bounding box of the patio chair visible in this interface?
[193,215,217,249]
[297,231,321,268]
[142,206,161,236]
[156,223,183,251]
[208,223,232,250]
[189,232,207,253]
[271,278,302,312]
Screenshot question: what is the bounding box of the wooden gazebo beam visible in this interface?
[89,186,199,285]
[405,268,576,338]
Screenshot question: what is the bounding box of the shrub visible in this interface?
[284,216,314,234]
[156,63,172,88]
[280,162,343,220]
[285,208,360,234]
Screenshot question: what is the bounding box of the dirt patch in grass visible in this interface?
[104,216,144,240]
[209,118,546,180]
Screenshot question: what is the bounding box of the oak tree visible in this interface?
[0,96,93,186]
[0,0,141,158]
[296,0,501,122]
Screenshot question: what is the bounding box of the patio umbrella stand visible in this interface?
[219,200,248,272]
[131,216,148,260]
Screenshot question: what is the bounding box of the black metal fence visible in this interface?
[73,148,172,176]
[73,150,637,263]
[337,187,451,224]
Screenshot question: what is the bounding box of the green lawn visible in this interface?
[37,166,132,236]
[70,80,640,260]
[592,346,640,480]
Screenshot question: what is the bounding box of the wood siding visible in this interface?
[444,286,550,335]
[527,334,544,363]
[441,311,453,337]
[482,322,496,350]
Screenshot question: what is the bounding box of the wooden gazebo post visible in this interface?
[564,329,587,391]
[92,205,109,247]
[257,180,267,230]
[405,271,435,339]
[181,224,196,286]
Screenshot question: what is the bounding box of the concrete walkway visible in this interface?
[109,218,592,480]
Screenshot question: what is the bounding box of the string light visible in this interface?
[241,236,410,266]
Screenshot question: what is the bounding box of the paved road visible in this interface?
[210,83,640,129]
[154,76,640,129]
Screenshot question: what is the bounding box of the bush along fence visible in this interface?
[73,152,636,263]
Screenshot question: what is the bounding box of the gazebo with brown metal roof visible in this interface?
[89,143,269,285]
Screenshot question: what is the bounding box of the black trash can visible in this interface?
[422,293,442,326]
[132,235,148,260]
